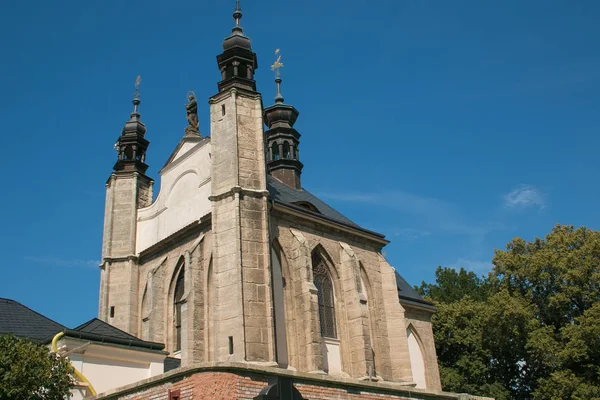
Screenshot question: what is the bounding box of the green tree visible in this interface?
[418,225,600,400]
[418,266,492,303]
[0,334,74,400]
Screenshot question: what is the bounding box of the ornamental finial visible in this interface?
[233,0,242,27]
[271,49,284,104]
[133,75,141,113]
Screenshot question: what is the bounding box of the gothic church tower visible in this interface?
[208,4,277,364]
[99,85,153,335]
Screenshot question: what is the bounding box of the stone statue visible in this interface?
[185,91,200,133]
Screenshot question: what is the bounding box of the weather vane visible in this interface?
[271,49,284,78]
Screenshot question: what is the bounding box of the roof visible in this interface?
[394,272,436,312]
[62,318,166,351]
[267,176,382,236]
[73,318,144,341]
[0,298,66,342]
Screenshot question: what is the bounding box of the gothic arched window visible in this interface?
[272,142,280,160]
[312,253,337,338]
[174,266,185,352]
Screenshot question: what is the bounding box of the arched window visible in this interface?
[283,141,291,159]
[272,142,280,160]
[312,253,336,338]
[174,266,185,352]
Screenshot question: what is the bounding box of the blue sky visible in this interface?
[1,0,599,328]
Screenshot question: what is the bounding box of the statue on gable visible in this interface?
[185,91,200,135]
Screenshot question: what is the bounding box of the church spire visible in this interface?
[113,76,150,174]
[216,1,259,93]
[264,50,303,189]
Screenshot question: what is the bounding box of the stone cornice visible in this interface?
[209,186,270,202]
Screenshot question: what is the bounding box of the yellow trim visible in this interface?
[51,332,97,397]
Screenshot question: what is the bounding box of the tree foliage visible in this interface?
[0,334,74,400]
[417,225,600,400]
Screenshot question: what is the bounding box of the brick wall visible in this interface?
[94,364,493,400]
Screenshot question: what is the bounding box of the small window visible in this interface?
[221,104,226,116]
[283,141,291,159]
[110,306,115,318]
[169,389,181,400]
[174,267,185,352]
[293,201,320,213]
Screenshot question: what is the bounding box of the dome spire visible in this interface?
[264,49,303,189]
[113,76,150,174]
[216,1,258,93]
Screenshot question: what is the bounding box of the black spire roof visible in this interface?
[216,1,258,93]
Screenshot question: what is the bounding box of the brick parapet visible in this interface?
[91,362,493,400]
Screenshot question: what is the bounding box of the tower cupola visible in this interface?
[216,1,258,93]
[113,76,150,174]
[264,50,303,189]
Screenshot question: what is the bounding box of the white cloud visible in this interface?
[448,258,493,273]
[504,184,545,209]
[24,256,99,269]
[393,228,431,241]
[317,189,498,237]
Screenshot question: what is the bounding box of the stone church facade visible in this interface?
[95,4,464,399]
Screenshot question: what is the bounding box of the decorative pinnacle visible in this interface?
[132,75,141,114]
[271,49,284,104]
[233,0,242,27]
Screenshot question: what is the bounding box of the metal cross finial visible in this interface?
[271,49,285,104]
[271,49,284,78]
[133,75,142,113]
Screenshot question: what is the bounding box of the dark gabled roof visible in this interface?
[267,176,386,240]
[394,272,436,312]
[63,318,165,351]
[0,298,66,342]
[74,318,143,341]
[164,356,181,372]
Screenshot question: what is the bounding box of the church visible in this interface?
[95,3,481,399]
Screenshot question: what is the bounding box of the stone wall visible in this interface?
[270,210,439,389]
[209,87,275,364]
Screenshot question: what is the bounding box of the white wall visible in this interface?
[56,337,165,399]
[407,328,427,389]
[322,338,342,375]
[136,139,212,253]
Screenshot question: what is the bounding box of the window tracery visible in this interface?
[312,253,336,338]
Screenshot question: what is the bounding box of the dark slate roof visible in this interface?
[267,176,383,237]
[0,298,66,342]
[164,356,182,372]
[394,272,436,312]
[68,318,165,351]
[74,318,143,341]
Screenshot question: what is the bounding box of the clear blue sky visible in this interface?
[1,1,599,328]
